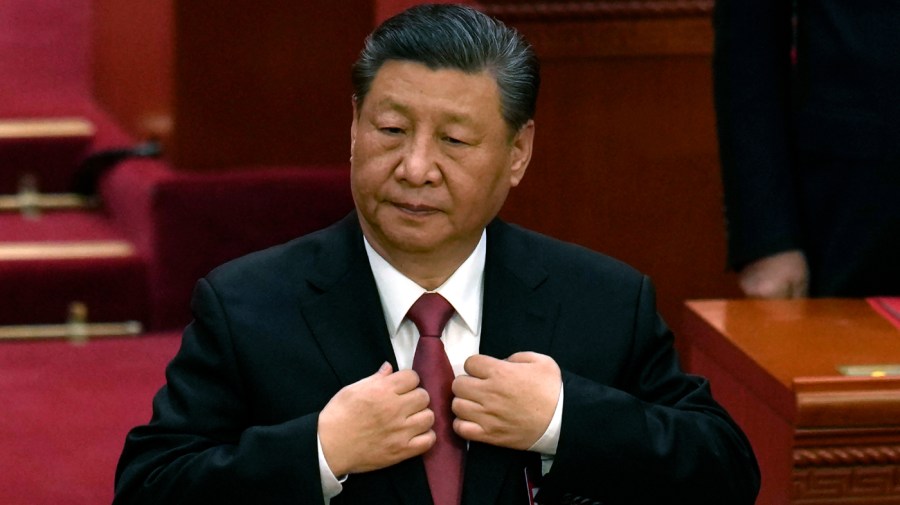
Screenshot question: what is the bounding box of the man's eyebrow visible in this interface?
[374,98,410,115]
[374,98,480,128]
[443,112,475,126]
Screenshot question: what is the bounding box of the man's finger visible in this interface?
[370,361,392,378]
[451,396,484,418]
[453,418,486,442]
[506,351,539,364]
[405,407,435,431]
[451,374,482,399]
[408,430,437,454]
[386,368,421,393]
[463,354,502,378]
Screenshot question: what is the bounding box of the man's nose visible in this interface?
[396,134,440,186]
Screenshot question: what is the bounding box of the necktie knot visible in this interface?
[406,292,455,338]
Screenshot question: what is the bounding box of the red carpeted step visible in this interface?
[0,117,95,194]
[0,210,148,325]
[0,332,181,505]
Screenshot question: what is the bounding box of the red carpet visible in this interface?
[0,333,182,505]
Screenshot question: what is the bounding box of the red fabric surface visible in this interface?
[0,0,91,114]
[137,164,353,329]
[0,162,353,328]
[0,135,94,193]
[98,158,177,256]
[868,297,900,331]
[99,161,355,329]
[0,332,181,505]
[2,0,355,333]
[0,211,150,324]
[0,255,149,325]
[0,211,129,243]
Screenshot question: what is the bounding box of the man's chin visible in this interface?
[381,233,444,255]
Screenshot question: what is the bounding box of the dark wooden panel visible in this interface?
[92,0,372,171]
[91,1,174,140]
[169,0,372,170]
[497,10,741,339]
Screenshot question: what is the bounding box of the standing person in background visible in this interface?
[713,0,900,299]
[113,4,759,504]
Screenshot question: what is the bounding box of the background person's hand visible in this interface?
[451,352,561,450]
[318,363,435,476]
[739,250,809,298]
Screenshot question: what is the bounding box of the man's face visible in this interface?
[350,60,534,264]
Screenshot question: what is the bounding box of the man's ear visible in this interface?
[509,120,535,188]
[350,97,360,154]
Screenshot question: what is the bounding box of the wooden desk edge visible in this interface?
[683,300,798,423]
[794,376,900,428]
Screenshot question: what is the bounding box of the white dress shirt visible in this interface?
[317,231,562,501]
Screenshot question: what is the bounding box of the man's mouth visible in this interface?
[393,202,439,214]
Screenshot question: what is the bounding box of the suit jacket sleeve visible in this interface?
[713,0,801,269]
[113,278,326,505]
[539,276,759,504]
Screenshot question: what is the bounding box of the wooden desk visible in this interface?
[684,299,900,505]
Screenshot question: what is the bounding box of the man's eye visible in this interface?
[443,136,467,146]
[380,127,404,135]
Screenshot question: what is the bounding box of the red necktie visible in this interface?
[407,293,465,505]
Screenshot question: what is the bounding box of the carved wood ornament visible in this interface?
[480,0,714,21]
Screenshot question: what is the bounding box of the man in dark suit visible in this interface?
[114,5,759,504]
[714,0,900,298]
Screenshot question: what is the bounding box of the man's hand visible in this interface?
[739,249,810,299]
[318,363,435,476]
[451,352,561,450]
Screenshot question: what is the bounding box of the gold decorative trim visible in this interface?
[0,241,136,261]
[481,0,714,21]
[0,117,95,140]
[0,321,143,341]
[0,193,98,212]
[795,446,900,468]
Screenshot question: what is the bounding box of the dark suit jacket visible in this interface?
[713,0,900,296]
[113,214,759,504]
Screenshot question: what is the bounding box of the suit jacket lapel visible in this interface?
[299,214,431,504]
[463,220,559,504]
[480,220,557,360]
[301,214,397,383]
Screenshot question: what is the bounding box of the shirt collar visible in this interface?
[363,231,486,336]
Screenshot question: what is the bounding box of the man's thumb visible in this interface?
[374,361,393,376]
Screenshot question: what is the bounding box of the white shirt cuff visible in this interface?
[527,383,563,455]
[317,433,346,502]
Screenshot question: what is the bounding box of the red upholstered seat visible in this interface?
[0,154,353,330]
[102,160,354,329]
